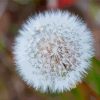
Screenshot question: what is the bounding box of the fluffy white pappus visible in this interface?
[13,10,94,93]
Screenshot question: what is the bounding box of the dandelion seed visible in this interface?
[13,10,94,93]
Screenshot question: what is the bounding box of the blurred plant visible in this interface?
[0,0,8,18]
[13,0,32,5]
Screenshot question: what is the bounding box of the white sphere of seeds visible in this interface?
[13,11,94,93]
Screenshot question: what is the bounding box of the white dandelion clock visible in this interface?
[13,11,94,93]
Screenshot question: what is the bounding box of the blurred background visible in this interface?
[0,0,100,100]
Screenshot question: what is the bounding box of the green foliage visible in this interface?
[86,57,100,95]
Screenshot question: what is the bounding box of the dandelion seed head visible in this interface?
[13,10,94,93]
